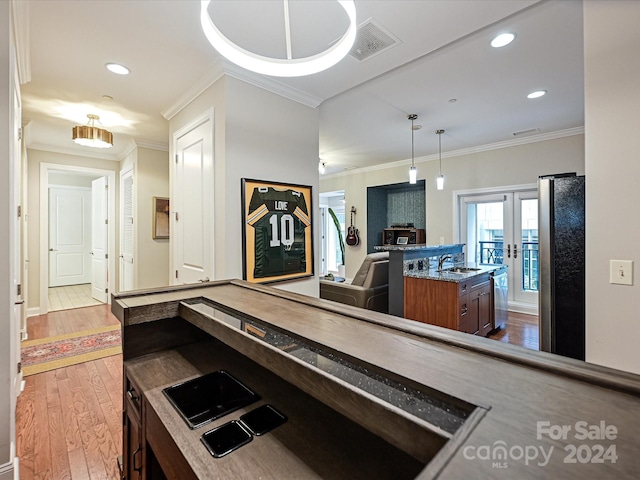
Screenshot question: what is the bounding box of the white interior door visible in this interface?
[120,170,135,291]
[91,177,108,302]
[48,186,92,287]
[13,74,23,388]
[173,114,214,284]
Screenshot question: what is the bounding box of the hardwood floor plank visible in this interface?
[76,411,109,480]
[67,447,91,480]
[45,370,72,480]
[102,354,123,382]
[16,376,35,480]
[94,357,122,413]
[33,374,52,477]
[74,362,107,426]
[94,422,121,480]
[57,378,83,452]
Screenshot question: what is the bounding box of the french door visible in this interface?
[459,188,538,313]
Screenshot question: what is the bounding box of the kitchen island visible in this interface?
[373,243,466,317]
[112,279,640,479]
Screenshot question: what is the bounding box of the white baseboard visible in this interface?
[26,307,41,318]
[0,459,15,480]
[508,301,539,316]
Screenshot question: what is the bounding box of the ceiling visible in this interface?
[19,0,584,172]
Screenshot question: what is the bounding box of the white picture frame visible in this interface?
[397,236,409,245]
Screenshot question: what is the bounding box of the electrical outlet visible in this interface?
[439,237,445,245]
[610,260,633,286]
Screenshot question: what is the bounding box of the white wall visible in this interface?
[320,133,585,278]
[169,76,320,298]
[135,147,170,289]
[584,1,640,375]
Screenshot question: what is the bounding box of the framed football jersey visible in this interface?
[241,178,314,283]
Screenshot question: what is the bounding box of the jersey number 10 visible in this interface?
[269,214,295,248]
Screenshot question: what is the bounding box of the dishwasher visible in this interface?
[491,266,509,330]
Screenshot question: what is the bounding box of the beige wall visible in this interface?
[320,134,585,279]
[135,147,170,289]
[169,76,320,298]
[584,1,640,375]
[26,149,119,312]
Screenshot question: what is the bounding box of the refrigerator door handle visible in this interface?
[506,244,511,258]
[514,244,518,259]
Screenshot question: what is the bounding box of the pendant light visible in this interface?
[72,114,113,149]
[408,114,421,184]
[436,129,445,190]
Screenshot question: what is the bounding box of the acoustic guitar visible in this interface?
[346,206,360,246]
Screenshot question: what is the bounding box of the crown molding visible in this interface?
[162,64,226,120]
[11,0,31,85]
[27,143,119,162]
[134,139,169,152]
[162,60,325,120]
[222,62,323,108]
[322,126,585,179]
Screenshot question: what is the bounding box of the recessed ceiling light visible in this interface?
[491,33,516,48]
[105,63,130,75]
[527,90,547,99]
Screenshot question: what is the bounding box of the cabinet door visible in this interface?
[466,292,481,335]
[125,410,143,480]
[478,283,493,336]
[458,293,470,332]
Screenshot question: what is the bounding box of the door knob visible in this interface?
[48,248,57,251]
[514,244,518,259]
[506,244,511,258]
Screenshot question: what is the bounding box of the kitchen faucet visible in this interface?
[438,254,451,270]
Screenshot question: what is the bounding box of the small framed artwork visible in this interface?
[396,236,409,245]
[153,197,170,239]
[241,178,314,284]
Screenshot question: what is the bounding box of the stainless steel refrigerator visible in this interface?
[538,173,585,360]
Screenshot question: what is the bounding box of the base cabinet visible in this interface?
[405,273,492,336]
[123,374,144,480]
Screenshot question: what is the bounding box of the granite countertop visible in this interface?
[374,243,464,252]
[404,264,506,283]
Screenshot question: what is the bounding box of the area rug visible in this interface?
[21,324,121,377]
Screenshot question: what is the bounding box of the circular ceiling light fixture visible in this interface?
[491,33,516,48]
[105,63,130,75]
[200,0,357,77]
[72,114,113,149]
[527,90,547,99]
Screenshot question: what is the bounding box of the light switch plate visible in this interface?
[610,260,633,286]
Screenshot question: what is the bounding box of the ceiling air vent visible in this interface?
[349,19,400,62]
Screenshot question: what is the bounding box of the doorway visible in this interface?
[319,191,345,276]
[39,163,117,314]
[457,185,539,315]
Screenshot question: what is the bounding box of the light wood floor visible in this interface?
[15,305,537,479]
[17,305,122,480]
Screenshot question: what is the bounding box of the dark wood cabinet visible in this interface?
[382,228,425,246]
[405,273,492,336]
[123,374,144,480]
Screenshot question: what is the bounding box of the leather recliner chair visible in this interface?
[320,252,389,313]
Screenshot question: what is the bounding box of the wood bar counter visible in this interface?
[112,279,640,479]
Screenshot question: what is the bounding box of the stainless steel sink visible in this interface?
[439,267,482,274]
